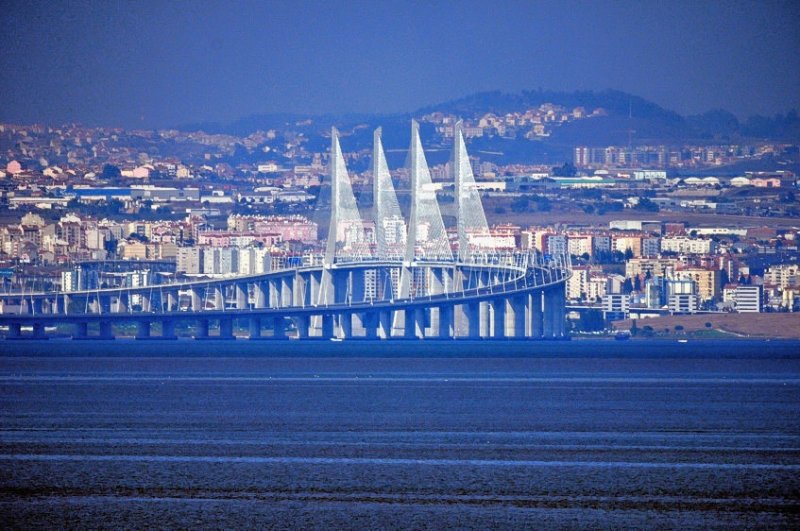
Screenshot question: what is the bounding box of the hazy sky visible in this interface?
[1,0,798,128]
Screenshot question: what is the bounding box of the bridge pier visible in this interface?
[248,317,261,339]
[292,316,308,339]
[191,288,203,312]
[554,284,566,338]
[58,294,70,314]
[363,312,378,339]
[492,299,506,339]
[281,277,293,307]
[161,319,176,339]
[267,317,285,339]
[339,313,353,339]
[321,314,334,339]
[73,322,88,339]
[511,295,527,338]
[403,307,425,339]
[466,302,481,339]
[31,322,46,338]
[378,311,392,339]
[99,320,114,339]
[7,322,21,339]
[140,293,151,312]
[195,319,210,339]
[135,320,151,339]
[269,279,281,308]
[438,305,453,338]
[236,284,248,310]
[218,318,234,339]
[254,282,267,309]
[531,291,543,339]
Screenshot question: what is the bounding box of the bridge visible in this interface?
[0,122,571,340]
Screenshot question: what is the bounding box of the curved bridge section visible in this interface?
[0,253,569,340]
[0,123,571,341]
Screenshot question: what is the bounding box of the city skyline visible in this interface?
[1,0,799,129]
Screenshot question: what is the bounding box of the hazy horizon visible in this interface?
[2,0,799,129]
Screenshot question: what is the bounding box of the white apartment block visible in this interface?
[764,264,799,289]
[567,235,593,257]
[660,236,716,255]
[735,285,763,313]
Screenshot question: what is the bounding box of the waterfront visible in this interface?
[1,340,799,528]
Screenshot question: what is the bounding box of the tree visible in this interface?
[551,161,577,177]
[101,164,121,179]
[622,278,633,294]
[624,247,634,261]
[634,197,659,212]
[634,275,642,292]
[510,195,530,213]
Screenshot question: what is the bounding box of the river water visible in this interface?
[1,339,798,528]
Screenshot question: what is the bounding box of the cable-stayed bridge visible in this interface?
[0,122,571,340]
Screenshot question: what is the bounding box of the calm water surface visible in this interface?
[1,339,799,528]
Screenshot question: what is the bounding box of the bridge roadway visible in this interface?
[0,256,569,341]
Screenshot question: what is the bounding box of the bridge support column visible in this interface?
[403,308,424,339]
[166,291,177,312]
[116,294,128,313]
[100,296,112,314]
[140,293,151,312]
[309,272,322,306]
[293,316,309,339]
[543,289,556,339]
[273,317,287,339]
[333,272,348,305]
[191,288,203,312]
[161,319,176,339]
[480,302,490,337]
[59,294,70,314]
[213,287,224,311]
[136,320,151,339]
[218,318,234,339]
[294,274,307,307]
[281,277,293,307]
[492,299,506,339]
[195,319,210,339]
[73,322,88,339]
[466,302,481,339]
[363,312,378,339]
[248,317,261,339]
[6,322,21,338]
[554,283,566,338]
[7,322,21,338]
[254,282,267,309]
[99,321,114,339]
[438,305,453,339]
[531,291,543,339]
[352,272,366,304]
[32,322,46,338]
[339,313,353,339]
[511,295,527,338]
[236,284,248,310]
[378,311,392,339]
[321,315,334,339]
